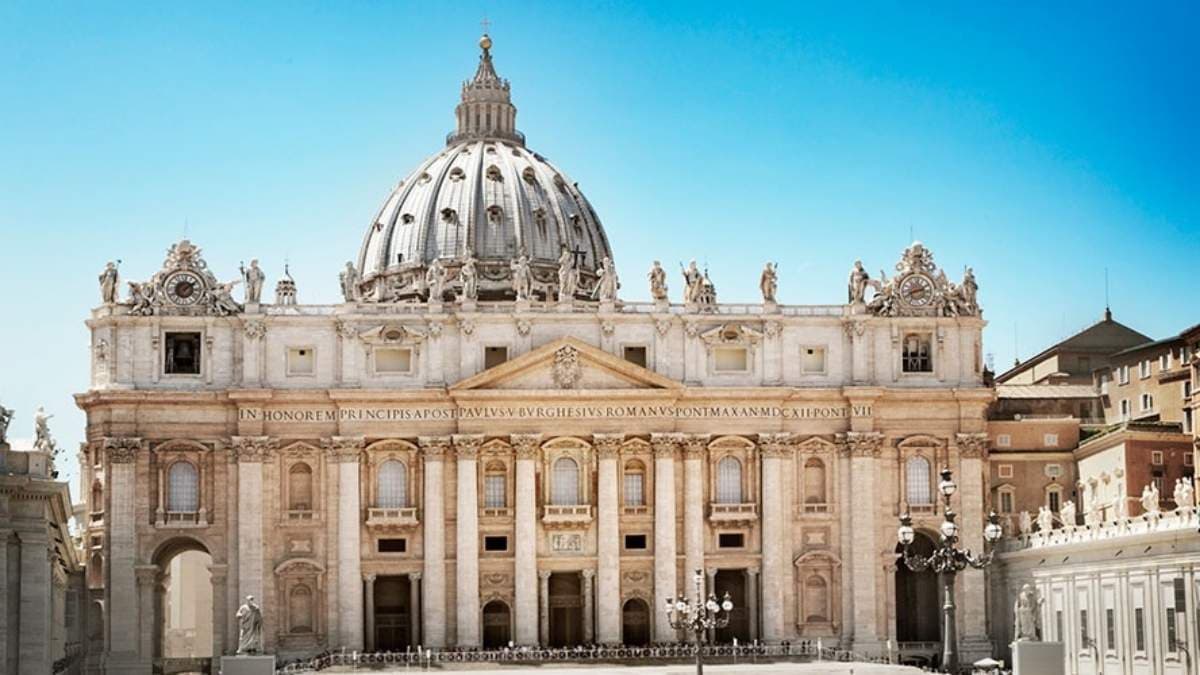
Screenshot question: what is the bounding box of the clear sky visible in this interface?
[1,2,1197,491]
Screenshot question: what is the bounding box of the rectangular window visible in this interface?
[1080,609,1089,645]
[1134,607,1145,652]
[718,532,745,548]
[287,347,315,376]
[1166,607,1178,652]
[484,346,509,369]
[902,333,933,373]
[1184,410,1193,435]
[624,534,647,550]
[1140,393,1154,411]
[1152,450,1164,465]
[378,538,407,553]
[1105,608,1115,650]
[483,535,508,552]
[484,475,506,508]
[1185,380,1193,399]
[998,464,1013,478]
[1048,490,1061,513]
[1152,470,1164,495]
[622,345,648,368]
[164,332,202,375]
[1120,399,1130,420]
[1055,610,1064,641]
[1079,356,1091,372]
[1186,452,1194,467]
[713,347,748,372]
[623,473,645,506]
[996,434,1012,448]
[999,491,1014,514]
[375,347,413,374]
[1140,360,1151,378]
[1161,353,1172,371]
[800,346,827,374]
[1119,365,1130,385]
[1044,433,1058,447]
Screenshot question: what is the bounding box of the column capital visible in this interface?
[418,435,451,460]
[592,433,624,458]
[745,567,760,578]
[581,568,596,581]
[452,434,485,459]
[955,432,989,459]
[410,572,422,582]
[323,435,364,463]
[681,434,711,458]
[511,433,542,459]
[757,432,795,458]
[538,569,552,581]
[364,573,377,584]
[231,435,275,462]
[836,431,884,458]
[101,437,144,463]
[706,567,718,579]
[650,432,683,458]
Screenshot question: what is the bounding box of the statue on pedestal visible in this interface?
[1036,506,1053,532]
[426,259,447,303]
[0,402,12,445]
[848,260,869,304]
[1060,500,1076,528]
[557,247,578,301]
[460,255,479,301]
[681,260,703,304]
[236,595,264,655]
[33,406,54,453]
[510,251,532,301]
[240,260,266,304]
[759,262,778,303]
[1017,510,1032,537]
[1013,584,1042,642]
[648,260,668,301]
[593,256,618,302]
[1141,483,1160,515]
[99,262,120,304]
[339,261,360,302]
[961,267,979,313]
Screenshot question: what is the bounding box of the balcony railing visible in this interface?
[156,510,206,527]
[481,507,512,518]
[542,504,593,528]
[286,510,316,522]
[622,505,650,516]
[708,502,758,524]
[366,507,420,529]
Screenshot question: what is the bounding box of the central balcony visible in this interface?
[541,504,594,529]
[366,506,420,530]
[708,502,758,525]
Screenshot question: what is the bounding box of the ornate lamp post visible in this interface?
[664,568,734,675]
[897,468,1003,674]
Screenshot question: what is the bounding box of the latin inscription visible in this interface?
[238,404,872,424]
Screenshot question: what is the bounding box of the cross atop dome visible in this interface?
[449,31,523,145]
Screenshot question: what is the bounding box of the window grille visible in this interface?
[167,462,199,512]
[377,460,408,508]
[716,457,743,503]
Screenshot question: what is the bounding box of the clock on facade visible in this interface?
[165,271,204,306]
[898,274,935,307]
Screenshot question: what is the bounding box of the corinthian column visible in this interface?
[651,433,681,642]
[758,433,792,642]
[593,433,623,644]
[233,436,273,638]
[101,438,142,664]
[419,436,450,648]
[681,434,709,595]
[324,436,365,650]
[453,434,484,647]
[512,434,541,645]
[839,431,884,650]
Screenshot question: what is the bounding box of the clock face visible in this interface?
[165,272,204,305]
[899,274,935,306]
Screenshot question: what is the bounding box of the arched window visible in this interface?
[484,461,507,509]
[803,575,830,623]
[166,461,199,512]
[552,457,580,505]
[289,463,313,511]
[89,552,104,587]
[1046,485,1063,513]
[91,480,103,512]
[716,457,743,504]
[289,585,313,633]
[624,460,646,506]
[377,460,408,508]
[803,458,827,504]
[906,457,932,506]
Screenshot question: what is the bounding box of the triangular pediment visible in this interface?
[450,337,681,391]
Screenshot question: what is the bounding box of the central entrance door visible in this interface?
[374,576,413,650]
[548,572,583,646]
[713,570,750,643]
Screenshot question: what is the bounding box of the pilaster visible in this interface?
[232,435,272,643]
[651,432,681,642]
[512,433,541,645]
[323,435,364,649]
[839,431,884,650]
[453,434,483,647]
[102,437,142,666]
[758,432,793,642]
[681,434,709,597]
[419,435,450,647]
[956,432,990,651]
[593,433,623,644]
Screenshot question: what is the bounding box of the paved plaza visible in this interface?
[318,663,924,675]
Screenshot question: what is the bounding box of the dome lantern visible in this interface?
[447,33,523,146]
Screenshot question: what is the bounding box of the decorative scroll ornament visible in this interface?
[862,241,980,318]
[956,432,989,458]
[552,345,581,389]
[699,323,762,352]
[102,437,144,463]
[125,239,243,317]
[231,436,275,463]
[243,320,267,340]
[836,431,884,458]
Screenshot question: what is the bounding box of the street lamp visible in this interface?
[664,568,734,675]
[897,468,1003,674]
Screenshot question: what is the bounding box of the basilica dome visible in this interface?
[356,35,613,302]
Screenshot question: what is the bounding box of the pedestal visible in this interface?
[1012,641,1065,675]
[220,655,276,675]
[244,302,261,314]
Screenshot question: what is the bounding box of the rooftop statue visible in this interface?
[240,259,266,304]
[681,260,703,304]
[339,261,360,302]
[32,406,54,453]
[1036,505,1053,532]
[426,258,448,303]
[1013,584,1043,642]
[1017,510,1032,536]
[0,402,12,445]
[593,256,619,302]
[99,261,120,304]
[510,251,532,301]
[236,595,264,655]
[760,262,778,303]
[1141,483,1160,515]
[1060,500,1076,528]
[557,247,578,301]
[460,255,479,301]
[847,260,869,304]
[648,261,668,302]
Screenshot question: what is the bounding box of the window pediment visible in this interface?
[274,557,326,576]
[699,323,762,351]
[359,324,427,347]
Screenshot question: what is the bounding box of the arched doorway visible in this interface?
[621,598,650,646]
[895,532,940,642]
[713,570,749,643]
[154,539,214,661]
[482,600,512,648]
[548,572,583,646]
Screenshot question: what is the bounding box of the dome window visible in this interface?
[485,144,497,154]
[401,214,415,224]
[418,172,432,184]
[533,208,548,239]
[569,213,584,236]
[441,208,458,224]
[486,165,503,182]
[522,167,537,183]
[554,176,569,194]
[449,167,466,182]
[487,205,503,224]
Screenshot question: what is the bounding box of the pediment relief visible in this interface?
[795,436,837,454]
[274,557,326,576]
[897,434,944,450]
[699,323,762,352]
[359,324,427,347]
[794,550,841,568]
[276,441,321,456]
[450,337,681,392]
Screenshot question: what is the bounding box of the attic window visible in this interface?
[486,165,503,181]
[441,208,457,224]
[623,346,648,368]
[448,167,465,182]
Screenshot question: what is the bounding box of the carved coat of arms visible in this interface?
[552,345,581,389]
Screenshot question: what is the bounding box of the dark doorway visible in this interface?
[374,576,413,650]
[548,572,583,646]
[622,598,651,646]
[895,532,940,642]
[713,570,750,643]
[482,600,511,648]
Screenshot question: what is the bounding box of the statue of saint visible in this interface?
[1141,483,1160,515]
[1017,510,1032,536]
[1013,584,1042,642]
[961,267,978,313]
[848,260,869,304]
[99,262,120,304]
[236,595,264,655]
[426,259,447,303]
[1180,476,1196,509]
[240,260,266,304]
[32,406,54,453]
[128,281,154,315]
[557,247,578,301]
[648,260,668,301]
[460,255,478,301]
[0,402,13,445]
[593,256,619,302]
[1036,506,1053,533]
[510,252,532,301]
[212,280,243,315]
[759,262,778,303]
[680,260,703,304]
[339,261,360,302]
[1060,500,1076,528]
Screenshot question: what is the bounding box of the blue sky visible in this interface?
[1,2,1197,490]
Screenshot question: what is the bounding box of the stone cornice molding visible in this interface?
[650,432,683,458]
[836,431,884,458]
[231,436,275,463]
[758,432,795,458]
[592,434,624,459]
[955,432,989,459]
[101,437,144,463]
[510,434,542,459]
[680,434,711,458]
[321,436,364,463]
[452,434,484,459]
[418,436,451,461]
